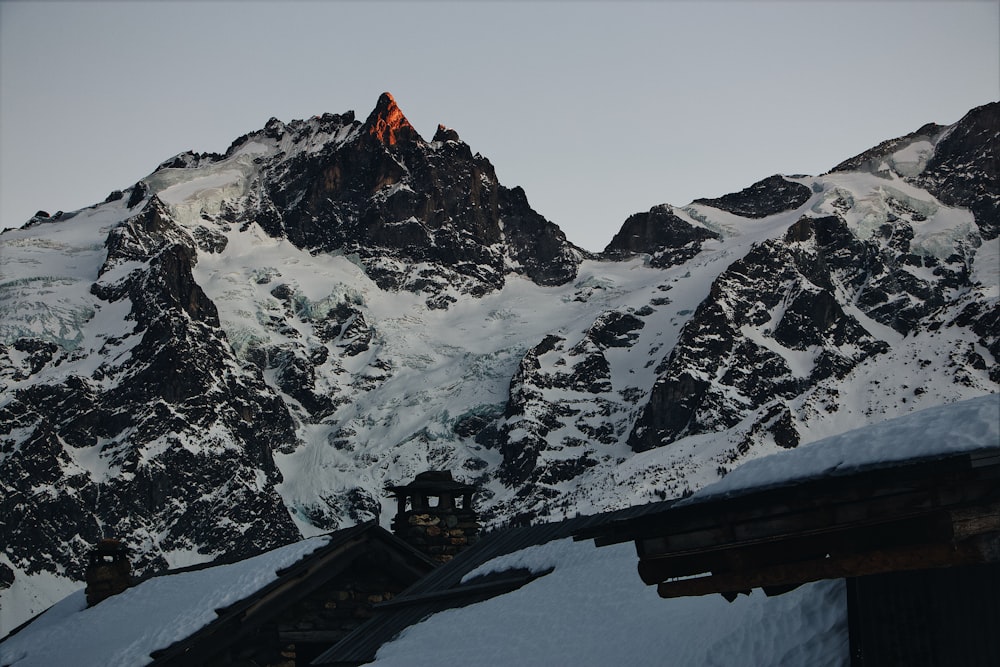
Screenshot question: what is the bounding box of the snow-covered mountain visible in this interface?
[1,94,996,634]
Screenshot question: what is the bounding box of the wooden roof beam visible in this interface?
[637,511,954,584]
[656,534,1000,599]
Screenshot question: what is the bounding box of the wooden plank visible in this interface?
[589,455,999,549]
[638,512,953,584]
[655,539,996,598]
[240,537,369,621]
[636,477,999,557]
[277,630,348,643]
[366,536,437,584]
[951,501,1000,539]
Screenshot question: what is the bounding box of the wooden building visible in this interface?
[0,523,437,667]
[314,504,662,666]
[578,448,1000,665]
[148,523,437,666]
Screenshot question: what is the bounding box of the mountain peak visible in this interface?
[364,91,420,145]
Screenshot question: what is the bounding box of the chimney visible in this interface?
[84,538,133,606]
[387,471,480,564]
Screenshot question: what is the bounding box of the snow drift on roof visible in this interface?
[684,393,999,504]
[0,536,330,667]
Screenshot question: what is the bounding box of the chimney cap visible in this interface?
[386,470,477,496]
[94,538,128,552]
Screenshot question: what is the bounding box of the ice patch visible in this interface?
[156,170,243,205]
[888,139,934,178]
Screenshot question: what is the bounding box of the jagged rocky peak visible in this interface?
[433,123,461,143]
[363,91,421,145]
[918,101,1000,240]
[254,92,582,301]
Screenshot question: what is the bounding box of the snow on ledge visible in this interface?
[460,538,568,584]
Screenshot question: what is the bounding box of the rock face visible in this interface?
[1,96,997,632]
[918,103,1000,240]
[1,196,300,587]
[627,218,890,454]
[692,175,813,219]
[252,92,581,304]
[603,204,719,268]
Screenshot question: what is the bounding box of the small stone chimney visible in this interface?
[84,538,133,606]
[387,471,480,564]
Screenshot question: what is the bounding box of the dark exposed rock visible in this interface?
[191,225,228,253]
[126,181,148,209]
[628,227,890,453]
[602,204,719,267]
[586,311,645,348]
[498,186,581,286]
[692,175,812,218]
[496,307,646,486]
[1,201,300,594]
[787,215,960,336]
[253,94,581,301]
[433,124,461,143]
[363,92,421,146]
[737,403,801,453]
[454,404,506,439]
[12,338,59,377]
[629,370,712,452]
[268,346,336,419]
[0,561,13,590]
[773,289,851,349]
[952,300,1000,383]
[917,102,1000,239]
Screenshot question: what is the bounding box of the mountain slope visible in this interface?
[1,97,997,633]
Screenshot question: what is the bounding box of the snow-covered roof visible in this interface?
[0,535,331,667]
[0,523,436,667]
[348,397,996,666]
[684,392,999,504]
[364,538,848,666]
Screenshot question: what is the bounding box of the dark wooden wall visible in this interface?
[225,558,414,667]
[847,563,1000,666]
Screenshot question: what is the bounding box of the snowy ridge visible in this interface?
[1,97,997,633]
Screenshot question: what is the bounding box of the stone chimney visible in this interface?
[387,471,480,564]
[84,538,133,606]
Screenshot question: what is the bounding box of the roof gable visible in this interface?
[315,504,665,665]
[0,523,435,667]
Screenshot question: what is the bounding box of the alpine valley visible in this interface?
[1,94,997,633]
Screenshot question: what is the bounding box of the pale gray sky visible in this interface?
[1,1,997,251]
